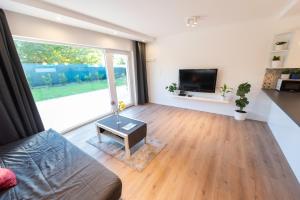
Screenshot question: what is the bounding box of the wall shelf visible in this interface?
[171,94,231,104]
[271,50,289,53]
[269,32,293,68]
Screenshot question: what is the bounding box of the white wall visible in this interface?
[5,11,133,51]
[146,15,300,121]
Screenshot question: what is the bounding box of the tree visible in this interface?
[113,56,126,65]
[14,40,104,65]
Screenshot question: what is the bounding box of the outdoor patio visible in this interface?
[37,85,130,132]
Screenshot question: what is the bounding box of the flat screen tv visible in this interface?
[179,69,218,93]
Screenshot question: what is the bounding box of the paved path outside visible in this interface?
[37,85,131,132]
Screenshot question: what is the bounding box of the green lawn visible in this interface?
[32,77,126,102]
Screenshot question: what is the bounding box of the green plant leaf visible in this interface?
[235,82,251,111]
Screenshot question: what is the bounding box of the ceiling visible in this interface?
[284,0,300,17]
[1,0,300,40]
[43,0,300,36]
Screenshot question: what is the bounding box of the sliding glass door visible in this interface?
[113,53,133,105]
[14,39,134,132]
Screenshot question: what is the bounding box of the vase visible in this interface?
[234,110,247,121]
[115,111,121,125]
[271,61,281,68]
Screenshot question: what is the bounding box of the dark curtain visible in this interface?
[0,9,44,145]
[133,41,149,105]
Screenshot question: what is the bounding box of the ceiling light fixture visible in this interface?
[186,16,203,27]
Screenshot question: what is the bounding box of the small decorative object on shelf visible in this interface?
[271,56,281,68]
[234,82,251,121]
[281,69,290,79]
[274,41,288,51]
[220,84,233,100]
[290,69,300,79]
[165,83,179,94]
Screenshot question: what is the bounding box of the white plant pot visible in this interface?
[271,60,281,68]
[281,74,290,79]
[173,90,180,95]
[234,110,247,121]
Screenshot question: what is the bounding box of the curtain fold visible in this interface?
[133,41,149,105]
[0,9,44,145]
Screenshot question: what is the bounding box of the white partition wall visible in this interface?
[268,102,300,182]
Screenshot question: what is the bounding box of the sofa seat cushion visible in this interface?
[0,129,122,200]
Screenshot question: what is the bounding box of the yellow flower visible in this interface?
[118,101,126,111]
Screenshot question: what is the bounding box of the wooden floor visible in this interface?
[65,104,300,200]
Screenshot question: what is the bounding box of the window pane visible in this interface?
[15,40,112,131]
[113,54,132,105]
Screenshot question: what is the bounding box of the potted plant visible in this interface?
[290,69,300,79]
[220,84,233,100]
[281,69,290,79]
[271,56,281,68]
[274,41,288,51]
[165,83,178,94]
[234,82,251,121]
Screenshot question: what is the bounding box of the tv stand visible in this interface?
[178,90,186,96]
[171,93,230,104]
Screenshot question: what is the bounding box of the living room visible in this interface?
[1,0,300,200]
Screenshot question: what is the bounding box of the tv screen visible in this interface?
[179,69,218,93]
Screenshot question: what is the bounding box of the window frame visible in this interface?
[13,36,136,133]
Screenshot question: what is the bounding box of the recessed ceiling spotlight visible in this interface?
[186,16,205,27]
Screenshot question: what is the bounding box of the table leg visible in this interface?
[144,137,147,144]
[96,126,102,143]
[98,133,102,143]
[124,137,131,159]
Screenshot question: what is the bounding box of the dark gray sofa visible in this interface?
[0,129,122,200]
